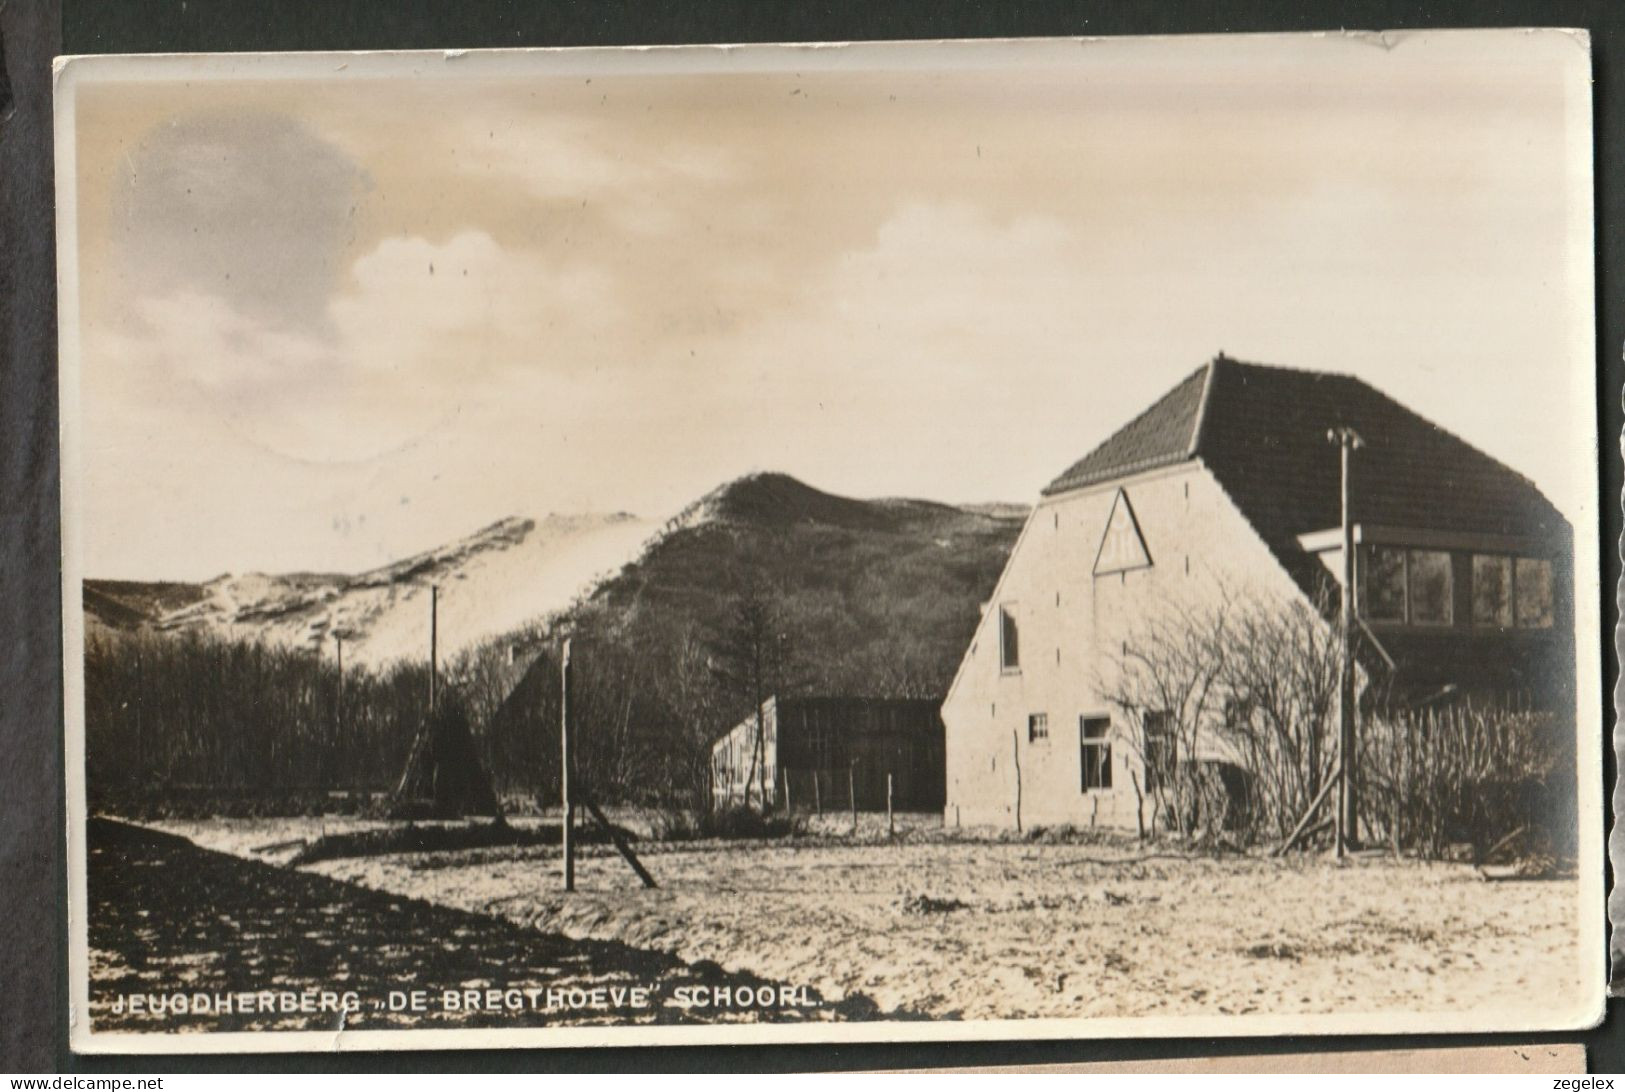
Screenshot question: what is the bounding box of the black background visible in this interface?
[2,0,1622,1074]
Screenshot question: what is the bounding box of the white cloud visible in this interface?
[91,231,628,468]
[333,231,620,377]
[448,113,737,237]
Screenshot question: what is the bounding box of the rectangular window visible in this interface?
[999,605,1020,671]
[1142,710,1174,795]
[1362,545,1407,623]
[1027,712,1049,743]
[1407,549,1453,626]
[1515,557,1555,628]
[1080,716,1112,791]
[1472,554,1513,627]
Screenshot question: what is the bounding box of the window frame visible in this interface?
[1471,553,1514,629]
[1360,541,1558,632]
[1080,715,1113,792]
[1141,709,1175,796]
[1514,556,1555,629]
[998,603,1021,673]
[1361,544,1409,624]
[1405,548,1454,627]
[1027,712,1049,744]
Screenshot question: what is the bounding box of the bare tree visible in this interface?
[662,628,732,813]
[1099,585,1353,844]
[1097,598,1230,838]
[709,572,797,809]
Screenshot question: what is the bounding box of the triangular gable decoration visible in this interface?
[1093,488,1152,576]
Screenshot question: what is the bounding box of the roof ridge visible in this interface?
[1185,356,1220,457]
[1203,353,1359,382]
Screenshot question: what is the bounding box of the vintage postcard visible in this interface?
[55,31,1604,1053]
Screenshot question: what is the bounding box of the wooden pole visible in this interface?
[814,769,822,816]
[1273,772,1340,857]
[428,585,439,712]
[333,632,344,786]
[561,637,574,892]
[580,791,656,889]
[134,647,145,785]
[335,632,344,731]
[886,773,894,838]
[1012,730,1023,835]
[1329,427,1364,857]
[848,763,857,834]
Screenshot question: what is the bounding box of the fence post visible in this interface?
[784,769,793,814]
[887,773,894,838]
[814,769,822,816]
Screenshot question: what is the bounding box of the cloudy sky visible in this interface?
[62,32,1594,580]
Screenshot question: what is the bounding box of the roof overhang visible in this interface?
[1296,523,1553,556]
[1036,455,1199,502]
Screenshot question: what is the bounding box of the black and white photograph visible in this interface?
[54,30,1604,1053]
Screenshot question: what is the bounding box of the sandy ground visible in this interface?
[132,815,1589,1025]
[261,820,1588,1024]
[87,819,852,1033]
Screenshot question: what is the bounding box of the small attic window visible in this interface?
[999,605,1020,672]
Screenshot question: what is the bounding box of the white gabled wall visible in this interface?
[710,696,779,809]
[941,461,1309,831]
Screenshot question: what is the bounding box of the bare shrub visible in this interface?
[1097,586,1569,858]
[1216,591,1343,842]
[1358,702,1570,858]
[649,804,802,841]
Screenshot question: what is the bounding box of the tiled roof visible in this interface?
[1042,365,1209,496]
[1043,355,1570,600]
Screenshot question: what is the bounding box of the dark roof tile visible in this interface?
[1044,355,1569,596]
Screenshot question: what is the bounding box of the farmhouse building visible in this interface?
[711,695,945,812]
[941,355,1574,831]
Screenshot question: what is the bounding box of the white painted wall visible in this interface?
[941,461,1308,831]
